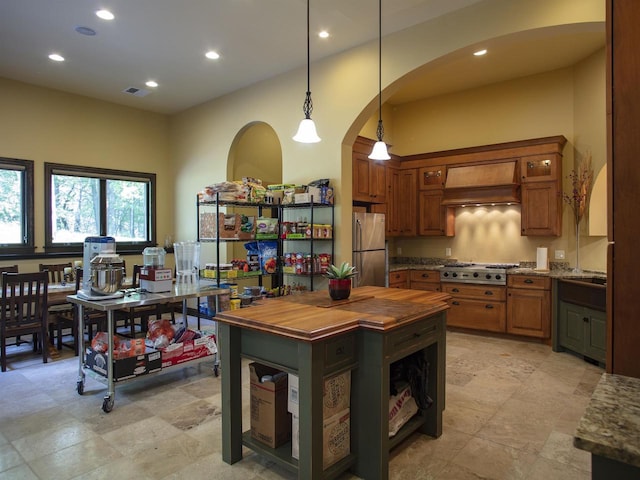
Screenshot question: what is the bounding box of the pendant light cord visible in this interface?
[376,0,384,141]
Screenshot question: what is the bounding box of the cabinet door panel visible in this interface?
[370,161,387,203]
[418,191,445,236]
[584,310,607,363]
[558,301,585,352]
[507,289,550,338]
[521,181,561,236]
[398,169,417,235]
[353,153,372,202]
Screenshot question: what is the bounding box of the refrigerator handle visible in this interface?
[355,218,362,251]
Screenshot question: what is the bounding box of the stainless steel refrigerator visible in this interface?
[352,212,387,287]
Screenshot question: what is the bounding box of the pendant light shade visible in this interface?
[368,0,390,160]
[293,0,321,143]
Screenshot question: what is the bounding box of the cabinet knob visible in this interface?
[422,273,429,278]
[452,301,460,306]
[484,290,493,296]
[524,279,534,284]
[452,288,459,293]
[583,317,589,323]
[485,304,494,309]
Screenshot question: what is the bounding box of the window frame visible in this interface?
[0,157,35,255]
[44,163,157,254]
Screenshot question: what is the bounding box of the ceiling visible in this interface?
[0,1,605,115]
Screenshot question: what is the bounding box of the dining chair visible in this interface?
[1,265,19,275]
[40,262,75,351]
[39,262,73,284]
[1,271,49,372]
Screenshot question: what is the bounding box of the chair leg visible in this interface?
[41,325,48,364]
[1,335,6,372]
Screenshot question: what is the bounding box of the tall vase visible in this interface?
[573,220,582,273]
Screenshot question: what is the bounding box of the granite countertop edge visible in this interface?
[573,373,640,468]
[389,262,606,280]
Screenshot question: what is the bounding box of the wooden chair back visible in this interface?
[1,271,49,371]
[39,262,72,284]
[1,265,18,274]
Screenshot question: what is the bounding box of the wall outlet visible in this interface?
[396,247,402,255]
[555,250,565,260]
[445,247,452,257]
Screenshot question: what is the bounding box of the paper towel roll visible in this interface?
[536,247,548,271]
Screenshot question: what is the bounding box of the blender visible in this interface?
[174,241,200,284]
[139,247,173,292]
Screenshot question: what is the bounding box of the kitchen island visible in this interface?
[215,285,450,480]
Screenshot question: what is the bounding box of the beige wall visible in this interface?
[170,0,605,268]
[385,49,607,272]
[0,78,173,273]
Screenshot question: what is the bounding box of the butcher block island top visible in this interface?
[215,286,451,341]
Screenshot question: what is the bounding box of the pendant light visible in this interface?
[368,0,390,160]
[293,0,321,143]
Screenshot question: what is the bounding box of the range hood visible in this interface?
[441,160,520,206]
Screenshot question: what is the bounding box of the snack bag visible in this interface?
[258,240,278,274]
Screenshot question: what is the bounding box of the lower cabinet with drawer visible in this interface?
[442,284,506,332]
[388,270,409,288]
[409,269,441,292]
[506,275,551,338]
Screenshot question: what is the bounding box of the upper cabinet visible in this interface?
[520,150,564,236]
[418,166,446,190]
[352,138,387,204]
[352,135,567,238]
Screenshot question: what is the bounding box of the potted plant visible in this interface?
[325,262,357,300]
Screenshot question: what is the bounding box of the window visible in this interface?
[0,157,34,254]
[45,163,156,253]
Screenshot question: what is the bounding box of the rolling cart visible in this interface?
[68,282,228,412]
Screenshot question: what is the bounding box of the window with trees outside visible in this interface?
[44,163,156,254]
[0,157,34,254]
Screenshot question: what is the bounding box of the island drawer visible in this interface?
[324,333,356,372]
[386,318,440,361]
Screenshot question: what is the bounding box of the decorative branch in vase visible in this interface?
[562,153,594,273]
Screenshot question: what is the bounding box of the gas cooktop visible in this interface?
[440,263,519,285]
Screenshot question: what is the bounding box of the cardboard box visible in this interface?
[323,370,351,419]
[323,409,350,469]
[160,333,217,368]
[217,213,255,239]
[139,267,173,293]
[291,412,300,460]
[249,363,291,448]
[288,373,299,415]
[85,347,162,382]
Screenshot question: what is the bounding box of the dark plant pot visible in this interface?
[329,279,351,301]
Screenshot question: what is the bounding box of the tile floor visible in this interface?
[0,324,601,479]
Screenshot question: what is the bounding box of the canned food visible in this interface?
[230,299,241,310]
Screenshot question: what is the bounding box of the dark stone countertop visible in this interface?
[574,373,640,468]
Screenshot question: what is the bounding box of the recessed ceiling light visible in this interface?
[473,49,487,56]
[205,51,220,60]
[319,31,329,39]
[48,53,65,62]
[75,26,96,36]
[96,9,114,20]
[145,80,158,88]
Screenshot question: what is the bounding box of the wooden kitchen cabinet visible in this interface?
[388,270,408,288]
[519,154,561,183]
[418,190,452,236]
[385,166,416,236]
[507,275,551,338]
[409,269,441,291]
[418,166,446,190]
[521,181,562,236]
[352,150,387,204]
[442,284,506,332]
